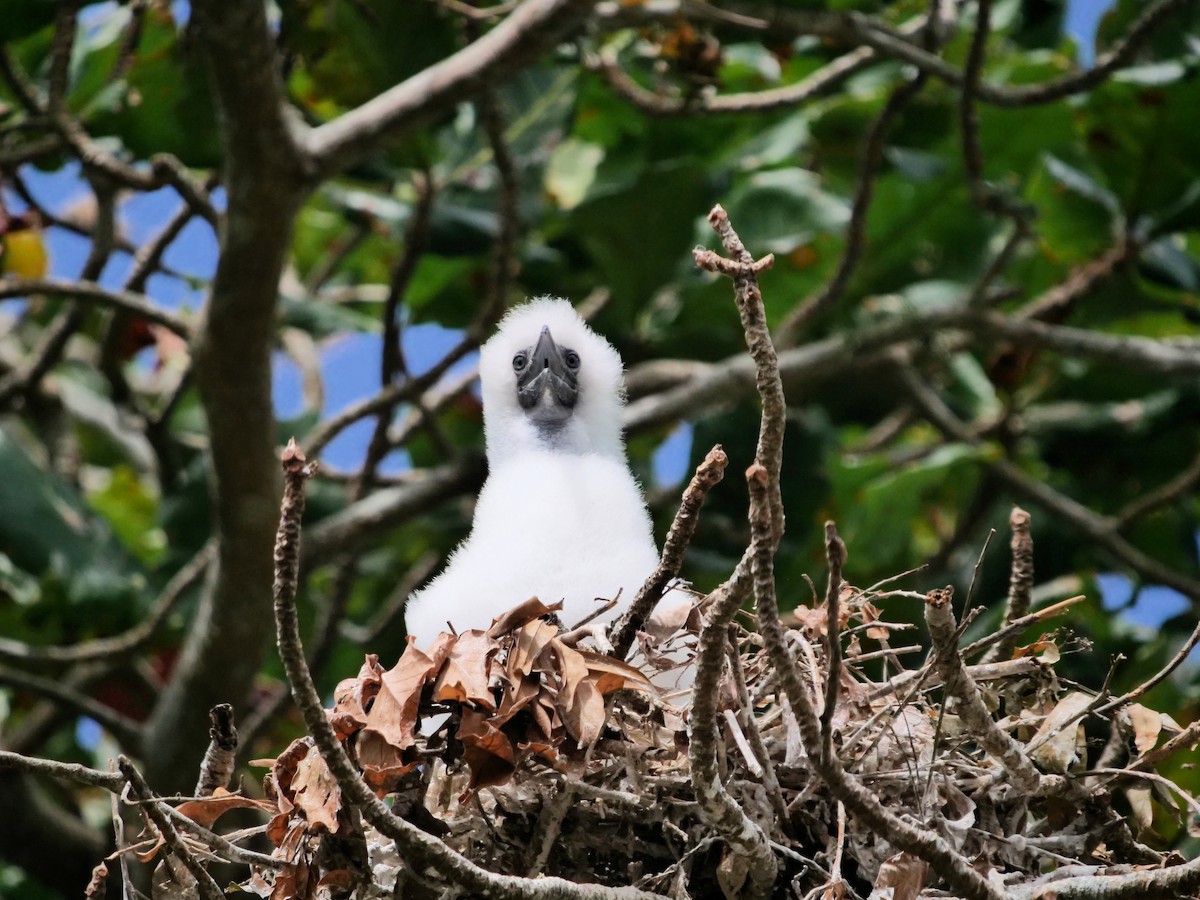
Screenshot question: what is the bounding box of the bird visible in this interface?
[404,296,661,647]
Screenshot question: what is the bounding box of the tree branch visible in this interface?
[143,0,310,793]
[305,0,595,177]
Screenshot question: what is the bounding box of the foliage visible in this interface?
[0,0,1198,896]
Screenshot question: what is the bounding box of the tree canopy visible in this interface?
[0,0,1199,897]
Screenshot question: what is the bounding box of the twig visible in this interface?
[156,802,283,870]
[593,43,878,117]
[983,508,1034,664]
[924,586,1042,794]
[748,468,1005,900]
[194,704,236,798]
[819,522,847,766]
[694,205,785,543]
[0,278,192,336]
[895,362,1200,602]
[0,750,126,790]
[1116,452,1200,530]
[686,546,776,898]
[118,757,224,900]
[109,770,132,900]
[0,664,142,750]
[340,551,442,645]
[726,638,788,827]
[776,70,927,345]
[304,0,595,176]
[705,205,1001,899]
[610,444,728,659]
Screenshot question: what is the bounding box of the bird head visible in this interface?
[480,297,627,464]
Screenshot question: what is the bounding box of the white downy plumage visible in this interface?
[404,297,660,646]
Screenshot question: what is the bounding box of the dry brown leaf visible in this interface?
[361,636,451,752]
[788,604,827,635]
[873,851,929,900]
[176,787,275,830]
[433,630,497,711]
[508,618,560,678]
[487,597,564,638]
[1029,691,1092,773]
[494,672,541,726]
[329,654,384,739]
[266,737,313,802]
[459,707,517,789]
[1125,784,1154,834]
[716,846,749,899]
[575,647,655,695]
[1128,703,1163,755]
[85,862,108,899]
[643,600,700,642]
[564,678,606,746]
[291,744,341,833]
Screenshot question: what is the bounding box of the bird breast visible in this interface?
[404,450,659,646]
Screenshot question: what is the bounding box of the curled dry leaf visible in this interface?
[176,787,276,830]
[1128,703,1163,755]
[872,851,929,900]
[1029,691,1092,774]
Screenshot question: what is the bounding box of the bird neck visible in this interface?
[485,415,624,468]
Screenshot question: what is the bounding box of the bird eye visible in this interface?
[563,350,581,370]
[513,353,528,372]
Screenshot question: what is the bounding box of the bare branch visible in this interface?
[305,0,595,177]
[925,586,1043,794]
[0,750,126,791]
[0,663,142,750]
[610,443,728,659]
[819,522,847,765]
[194,704,237,798]
[0,540,213,666]
[119,756,225,900]
[983,507,1034,664]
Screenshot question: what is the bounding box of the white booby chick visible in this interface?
[404,297,660,646]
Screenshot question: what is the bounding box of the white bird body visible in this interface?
[405,297,660,646]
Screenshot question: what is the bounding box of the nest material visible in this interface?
[242,569,1197,900]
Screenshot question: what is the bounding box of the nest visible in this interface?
[241,537,1197,900]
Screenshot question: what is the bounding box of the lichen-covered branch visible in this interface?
[610,444,729,660]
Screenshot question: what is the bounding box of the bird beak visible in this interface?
[517,326,578,414]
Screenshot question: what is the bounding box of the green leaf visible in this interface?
[725,168,849,255]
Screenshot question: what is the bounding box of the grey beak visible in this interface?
[517,326,578,412]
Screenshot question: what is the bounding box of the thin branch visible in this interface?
[626,301,1200,434]
[925,586,1043,794]
[748,468,1005,900]
[269,440,665,898]
[0,750,126,791]
[0,663,142,750]
[0,541,213,666]
[819,522,847,765]
[1116,451,1200,529]
[694,205,785,542]
[118,757,225,900]
[776,70,928,345]
[726,636,788,827]
[983,507,1034,664]
[305,0,595,177]
[610,444,728,659]
[0,279,192,336]
[895,362,1200,602]
[593,43,878,117]
[194,704,236,798]
[687,545,776,897]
